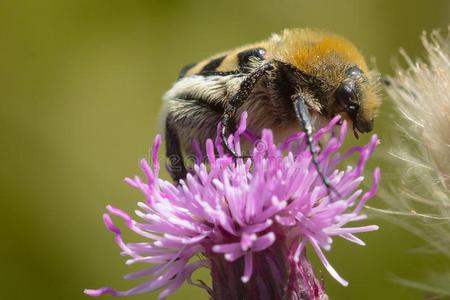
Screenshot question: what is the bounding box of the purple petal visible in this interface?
[241,253,253,283]
[309,238,348,286]
[252,232,276,252]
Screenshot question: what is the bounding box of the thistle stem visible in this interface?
[208,232,327,300]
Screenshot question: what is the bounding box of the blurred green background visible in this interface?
[1,0,449,299]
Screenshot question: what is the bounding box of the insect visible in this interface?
[162,28,381,193]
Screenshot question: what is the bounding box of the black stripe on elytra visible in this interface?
[200,56,226,74]
[178,62,197,79]
[237,47,266,70]
[199,70,241,77]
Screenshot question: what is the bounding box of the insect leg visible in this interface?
[293,95,341,198]
[221,62,274,157]
[165,114,187,182]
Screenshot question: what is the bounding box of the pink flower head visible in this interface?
[85,112,380,299]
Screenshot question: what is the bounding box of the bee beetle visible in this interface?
[162,28,381,192]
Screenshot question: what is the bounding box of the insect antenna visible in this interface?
[293,95,342,199]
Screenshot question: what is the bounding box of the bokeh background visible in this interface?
[1,0,449,299]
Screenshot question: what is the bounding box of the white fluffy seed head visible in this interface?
[385,27,450,257]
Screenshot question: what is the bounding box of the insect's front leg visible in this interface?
[221,62,274,158]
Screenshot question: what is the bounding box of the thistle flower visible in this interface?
[85,113,380,299]
[383,27,450,296]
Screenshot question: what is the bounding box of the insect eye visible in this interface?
[336,84,358,110]
[346,66,363,78]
